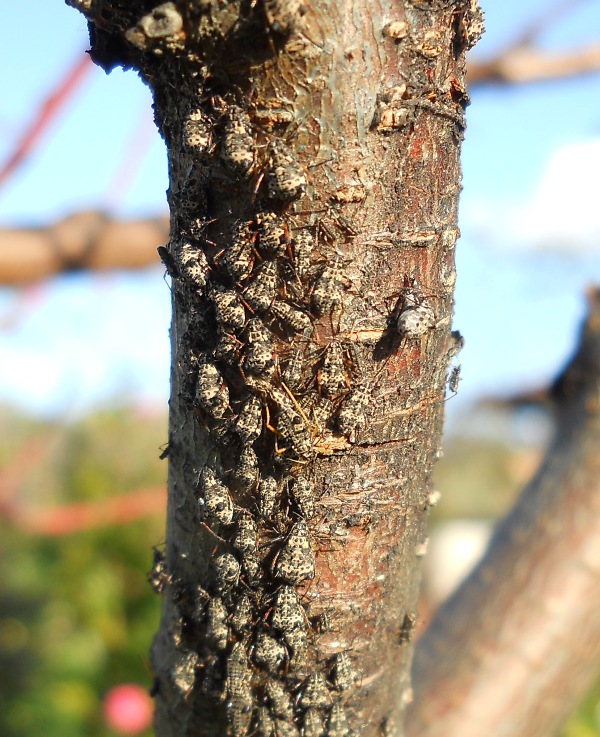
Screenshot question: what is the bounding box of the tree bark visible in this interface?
[66,1,481,736]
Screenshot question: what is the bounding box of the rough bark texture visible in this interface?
[66,1,482,736]
[408,288,600,737]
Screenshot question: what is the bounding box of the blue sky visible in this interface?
[1,1,600,419]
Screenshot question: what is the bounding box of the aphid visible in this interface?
[304,395,333,434]
[227,641,253,701]
[298,673,331,710]
[258,475,279,520]
[282,624,308,660]
[188,584,211,624]
[210,283,247,330]
[228,699,254,737]
[271,586,305,633]
[245,316,272,345]
[253,631,286,673]
[244,261,279,313]
[199,653,225,701]
[222,223,255,281]
[266,678,295,721]
[271,301,313,341]
[196,359,231,419]
[183,108,213,157]
[199,466,235,526]
[396,279,436,338]
[242,552,261,582]
[234,394,264,443]
[214,329,243,365]
[256,706,276,737]
[303,709,325,737]
[170,649,199,696]
[213,552,241,592]
[231,593,254,634]
[289,477,315,519]
[312,257,344,315]
[398,611,417,645]
[175,241,210,289]
[273,521,315,585]
[276,402,314,459]
[372,85,410,132]
[318,341,347,398]
[206,596,229,650]
[275,719,300,737]
[280,346,304,390]
[256,212,290,257]
[336,383,371,438]
[331,652,360,692]
[233,514,258,557]
[232,446,259,491]
[291,229,314,280]
[448,365,460,395]
[245,340,276,378]
[148,547,170,594]
[266,141,306,202]
[221,108,255,176]
[263,0,304,35]
[326,704,350,737]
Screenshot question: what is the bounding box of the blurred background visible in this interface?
[1,1,599,735]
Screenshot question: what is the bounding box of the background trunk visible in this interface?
[67,1,481,735]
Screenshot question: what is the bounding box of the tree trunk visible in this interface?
[66,1,481,735]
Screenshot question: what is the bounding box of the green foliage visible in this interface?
[0,408,167,737]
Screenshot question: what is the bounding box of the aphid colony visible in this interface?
[151,86,434,737]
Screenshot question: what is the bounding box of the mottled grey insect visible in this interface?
[242,552,261,582]
[263,0,304,35]
[222,223,255,281]
[291,229,314,281]
[275,719,300,737]
[256,706,276,737]
[298,672,331,710]
[271,586,305,633]
[312,257,344,315]
[448,365,460,395]
[148,547,169,594]
[234,394,264,443]
[232,446,259,492]
[266,678,295,721]
[258,475,279,520]
[280,345,304,390]
[210,284,247,330]
[199,652,225,702]
[170,649,199,697]
[214,329,243,365]
[221,108,255,176]
[183,108,213,157]
[267,141,306,202]
[276,402,314,459]
[273,520,315,585]
[253,631,286,673]
[175,241,210,289]
[227,640,253,701]
[271,301,313,341]
[396,278,436,338]
[331,652,360,692]
[302,709,325,737]
[228,699,254,737]
[199,466,235,526]
[282,624,308,660]
[206,596,229,650]
[233,514,258,557]
[318,341,347,398]
[244,260,279,313]
[196,359,231,419]
[213,552,241,592]
[326,704,350,737]
[336,383,371,439]
[289,477,315,519]
[231,593,254,635]
[244,340,276,378]
[256,212,289,257]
